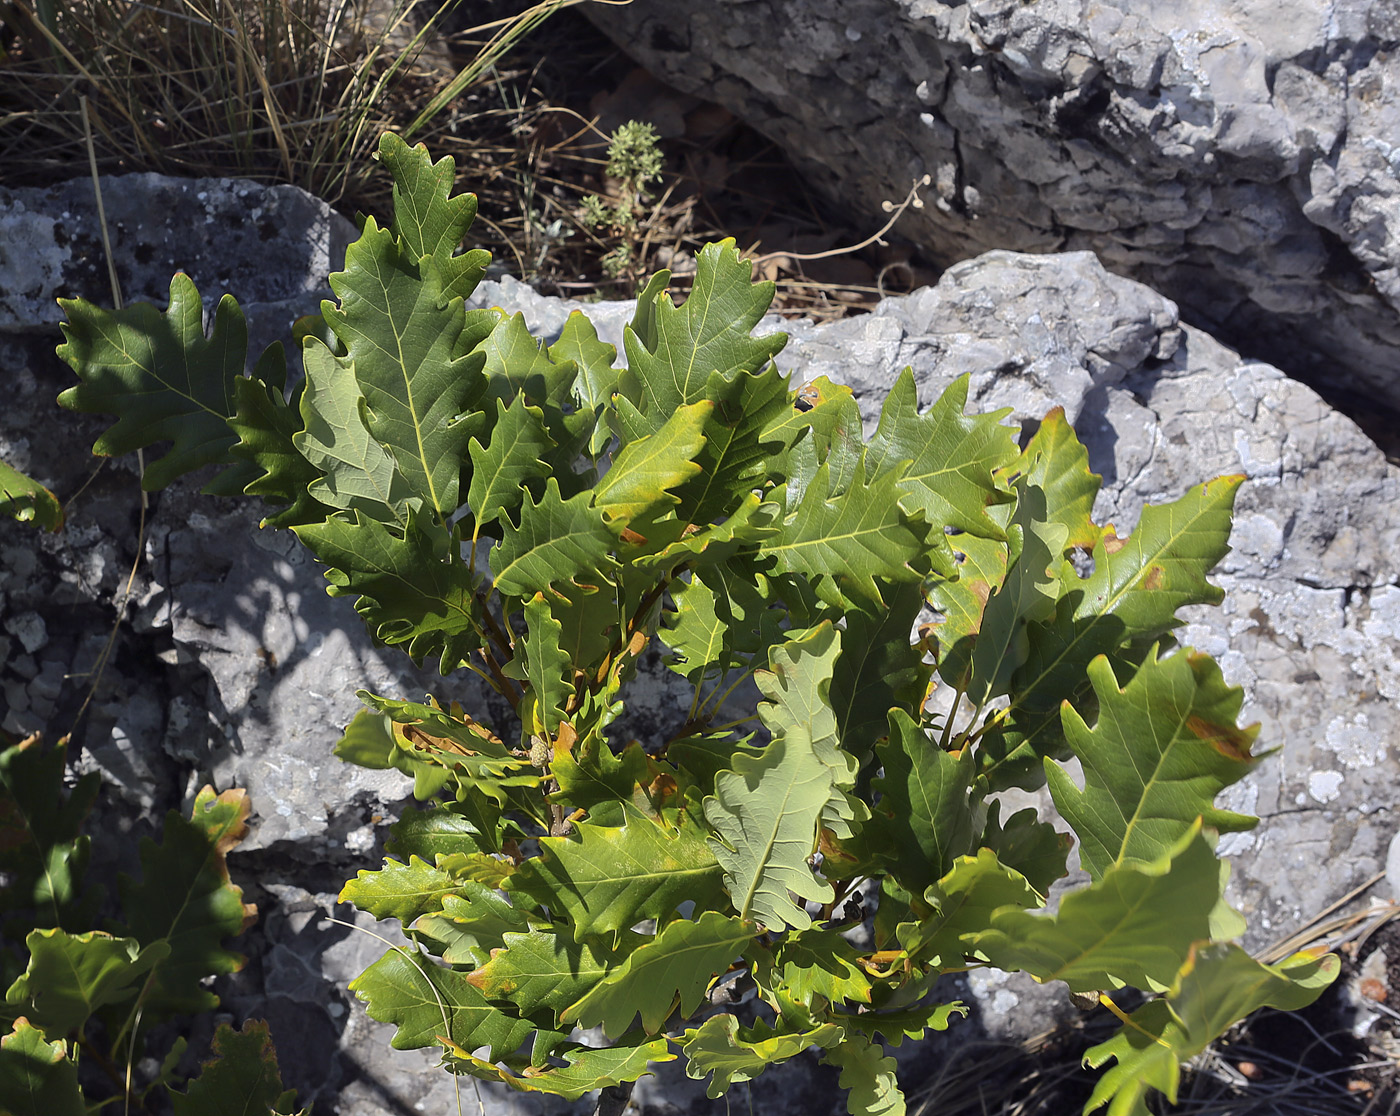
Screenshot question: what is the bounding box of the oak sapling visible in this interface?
[55,132,1337,1116]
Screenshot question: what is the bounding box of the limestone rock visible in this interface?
[583,0,1400,431]
[0,173,357,350]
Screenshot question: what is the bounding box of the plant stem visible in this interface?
[594,1080,634,1116]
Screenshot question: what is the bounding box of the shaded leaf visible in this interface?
[4,929,168,1035]
[118,786,256,1018]
[171,1019,305,1116]
[868,710,976,898]
[55,275,253,490]
[295,508,482,672]
[961,481,1067,705]
[293,340,415,525]
[227,374,332,529]
[551,311,620,458]
[896,848,1042,966]
[828,583,931,765]
[979,803,1072,899]
[0,735,99,932]
[0,461,62,532]
[0,1017,84,1116]
[821,1037,905,1116]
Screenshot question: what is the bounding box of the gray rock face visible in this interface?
[0,173,357,349]
[584,0,1400,431]
[3,174,1397,1112]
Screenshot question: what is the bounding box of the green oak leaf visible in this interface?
[490,477,617,599]
[323,217,485,520]
[704,733,835,933]
[378,133,491,301]
[117,787,255,1018]
[502,593,571,740]
[867,709,977,899]
[961,481,1067,705]
[971,823,1220,993]
[671,362,793,524]
[478,310,578,417]
[386,802,502,861]
[680,1013,840,1099]
[348,948,535,1059]
[494,1035,673,1100]
[980,475,1244,790]
[227,373,333,529]
[756,624,864,841]
[293,340,416,525]
[1049,648,1259,880]
[551,311,620,458]
[331,709,453,801]
[550,739,652,826]
[867,369,1017,538]
[563,911,754,1037]
[466,928,627,1021]
[4,930,169,1036]
[505,803,725,943]
[0,461,62,532]
[0,1017,84,1116]
[591,401,711,529]
[621,240,786,425]
[896,848,1042,966]
[925,532,1009,678]
[769,929,872,1008]
[295,507,483,672]
[467,394,553,531]
[1003,405,1104,550]
[762,455,933,608]
[339,856,466,925]
[413,888,531,969]
[170,1019,306,1116]
[841,1002,967,1047]
[662,561,782,686]
[821,1037,905,1116]
[1084,944,1338,1116]
[56,275,268,491]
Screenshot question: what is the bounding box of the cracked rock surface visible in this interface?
[3,176,1398,1111]
[584,0,1400,435]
